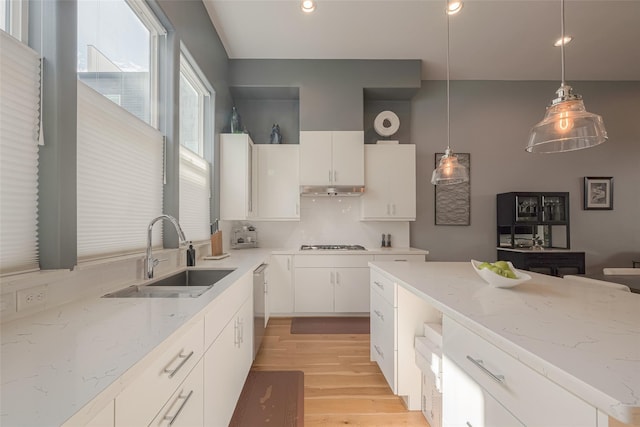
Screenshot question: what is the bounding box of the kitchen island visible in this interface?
[369,261,640,426]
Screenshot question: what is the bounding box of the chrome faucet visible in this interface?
[145,214,187,279]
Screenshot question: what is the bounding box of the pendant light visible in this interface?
[526,0,607,153]
[431,0,468,186]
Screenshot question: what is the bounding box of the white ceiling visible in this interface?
[202,0,640,81]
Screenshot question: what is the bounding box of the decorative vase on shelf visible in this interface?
[230,107,242,134]
[270,123,282,144]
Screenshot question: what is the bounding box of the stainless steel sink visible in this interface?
[148,269,235,287]
[103,285,212,299]
[102,268,236,298]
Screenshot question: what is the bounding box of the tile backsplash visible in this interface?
[222,197,410,250]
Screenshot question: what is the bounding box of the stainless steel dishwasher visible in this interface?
[253,263,268,359]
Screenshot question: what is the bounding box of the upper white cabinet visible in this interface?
[361,144,416,221]
[220,134,257,220]
[299,131,364,186]
[256,145,300,220]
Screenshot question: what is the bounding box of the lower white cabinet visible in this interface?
[442,316,597,427]
[443,355,524,427]
[203,297,253,427]
[373,254,425,262]
[369,268,441,410]
[85,400,114,427]
[114,319,204,426]
[149,360,204,427]
[294,255,373,313]
[268,254,294,314]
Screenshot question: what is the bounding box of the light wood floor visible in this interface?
[251,317,430,427]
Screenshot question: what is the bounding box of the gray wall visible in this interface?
[411,80,640,273]
[229,59,421,131]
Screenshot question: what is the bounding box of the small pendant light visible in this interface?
[431,0,469,186]
[526,0,607,153]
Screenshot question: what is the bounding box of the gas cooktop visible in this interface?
[300,244,367,251]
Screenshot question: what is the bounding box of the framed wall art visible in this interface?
[434,152,470,225]
[583,176,613,210]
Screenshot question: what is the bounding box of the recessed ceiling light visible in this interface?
[301,0,316,13]
[446,1,463,15]
[554,36,573,47]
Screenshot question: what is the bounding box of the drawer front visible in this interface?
[374,254,425,262]
[370,288,396,392]
[443,316,596,427]
[149,359,204,427]
[294,254,374,268]
[116,319,204,427]
[370,268,396,306]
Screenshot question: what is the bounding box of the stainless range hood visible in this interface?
[300,185,365,197]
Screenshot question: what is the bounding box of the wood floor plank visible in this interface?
[252,317,430,427]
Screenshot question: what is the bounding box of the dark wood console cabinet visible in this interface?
[497,249,585,277]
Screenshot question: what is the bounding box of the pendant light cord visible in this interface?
[560,0,566,86]
[446,2,451,151]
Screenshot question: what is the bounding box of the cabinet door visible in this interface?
[149,360,204,427]
[204,299,253,427]
[361,145,415,220]
[257,145,300,219]
[334,267,370,312]
[85,400,114,427]
[300,131,332,185]
[443,356,525,427]
[331,131,364,186]
[269,255,294,314]
[220,134,254,220]
[294,268,333,312]
[387,145,415,219]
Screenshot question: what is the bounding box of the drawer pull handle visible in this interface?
[373,281,384,290]
[466,355,505,384]
[394,259,407,262]
[373,309,384,321]
[164,389,194,426]
[466,423,473,427]
[374,344,384,359]
[164,350,194,379]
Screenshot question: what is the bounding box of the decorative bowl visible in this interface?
[471,260,532,288]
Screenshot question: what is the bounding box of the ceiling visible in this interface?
[202,0,640,81]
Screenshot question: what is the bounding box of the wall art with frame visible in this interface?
[583,176,613,210]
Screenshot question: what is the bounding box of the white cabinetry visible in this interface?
[220,134,256,220]
[442,316,597,427]
[294,254,373,313]
[268,254,294,314]
[203,273,253,427]
[299,131,364,186]
[370,268,441,410]
[85,400,114,427]
[114,320,204,427]
[373,254,425,262]
[361,145,416,220]
[256,145,300,220]
[149,360,204,427]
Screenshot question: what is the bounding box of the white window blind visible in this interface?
[0,30,40,274]
[179,145,210,242]
[77,81,164,259]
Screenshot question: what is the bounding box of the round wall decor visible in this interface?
[374,110,400,137]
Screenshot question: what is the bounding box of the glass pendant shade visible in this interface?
[431,148,469,185]
[527,86,607,153]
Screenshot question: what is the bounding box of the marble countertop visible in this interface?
[0,248,272,426]
[272,247,429,255]
[369,261,640,425]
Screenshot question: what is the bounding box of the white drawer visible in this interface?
[294,254,374,268]
[149,359,204,427]
[370,288,396,392]
[443,316,596,427]
[374,254,425,262]
[115,319,204,427]
[370,268,396,306]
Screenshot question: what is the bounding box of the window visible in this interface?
[179,52,212,241]
[0,30,40,273]
[77,0,165,126]
[0,0,28,42]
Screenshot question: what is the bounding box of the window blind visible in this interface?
[77,80,164,259]
[179,145,210,242]
[0,31,41,274]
